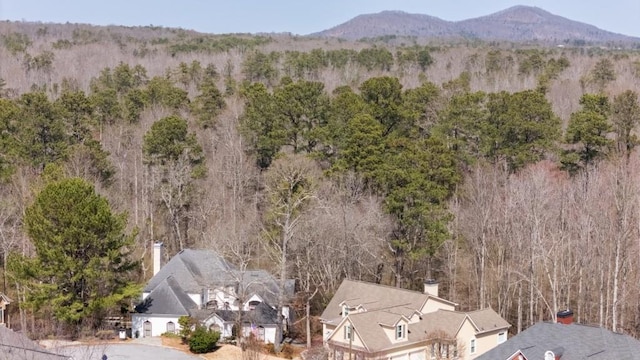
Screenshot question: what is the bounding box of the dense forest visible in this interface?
[1,20,640,341]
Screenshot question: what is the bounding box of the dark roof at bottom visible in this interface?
[0,326,69,360]
[476,322,640,360]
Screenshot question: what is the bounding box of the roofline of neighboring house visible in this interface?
[209,316,235,324]
[473,323,511,336]
[341,279,459,305]
[0,343,69,359]
[327,336,435,356]
[133,312,188,317]
[319,316,339,324]
[463,310,512,335]
[507,350,529,360]
[422,294,459,307]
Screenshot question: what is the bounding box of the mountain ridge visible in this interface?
[311,5,640,44]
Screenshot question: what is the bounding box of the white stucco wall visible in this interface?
[475,329,507,358]
[132,314,181,338]
[188,293,201,307]
[209,287,241,311]
[242,324,277,343]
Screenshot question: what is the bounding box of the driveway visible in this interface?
[56,343,201,360]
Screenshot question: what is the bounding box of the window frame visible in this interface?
[396,323,406,340]
[470,338,477,354]
[498,331,507,344]
[166,321,176,334]
[344,324,352,340]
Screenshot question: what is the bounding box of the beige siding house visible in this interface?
[321,280,510,360]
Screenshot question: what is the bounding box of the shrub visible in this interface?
[178,315,197,341]
[161,331,181,339]
[281,344,294,359]
[189,326,220,354]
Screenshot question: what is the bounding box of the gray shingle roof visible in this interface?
[145,249,294,309]
[0,326,68,360]
[241,270,295,306]
[145,249,236,293]
[243,302,279,325]
[136,276,197,315]
[476,322,640,360]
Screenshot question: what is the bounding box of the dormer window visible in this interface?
[248,300,261,310]
[206,300,218,309]
[396,324,406,340]
[342,305,350,317]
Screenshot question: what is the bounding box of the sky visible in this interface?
[1,0,639,38]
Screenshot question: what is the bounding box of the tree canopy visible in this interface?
[10,177,139,331]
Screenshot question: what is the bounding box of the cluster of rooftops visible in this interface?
[3,247,640,359]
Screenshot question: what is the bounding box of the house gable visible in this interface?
[382,317,410,345]
[420,296,456,314]
[136,276,197,316]
[327,316,369,352]
[506,350,529,360]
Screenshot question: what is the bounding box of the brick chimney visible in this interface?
[423,279,439,297]
[153,242,163,276]
[557,309,573,325]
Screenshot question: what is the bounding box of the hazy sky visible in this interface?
[1,0,638,37]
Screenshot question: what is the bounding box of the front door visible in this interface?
[143,320,152,337]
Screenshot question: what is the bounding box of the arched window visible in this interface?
[166,321,175,334]
[248,300,261,310]
[224,301,230,310]
[258,326,265,341]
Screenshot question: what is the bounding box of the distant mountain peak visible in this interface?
[480,5,556,22]
[310,5,639,44]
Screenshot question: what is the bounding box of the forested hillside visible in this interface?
[1,20,640,340]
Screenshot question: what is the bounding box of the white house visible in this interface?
[132,243,295,343]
